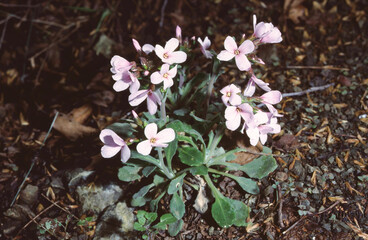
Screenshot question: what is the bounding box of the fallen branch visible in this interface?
[277,184,285,228]
[41,194,79,220]
[282,201,341,235]
[282,83,335,98]
[286,65,349,71]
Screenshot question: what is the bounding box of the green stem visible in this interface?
[203,174,223,198]
[208,168,236,179]
[160,91,168,124]
[205,126,224,164]
[157,148,174,179]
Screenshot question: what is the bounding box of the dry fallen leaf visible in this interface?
[284,0,307,24]
[53,105,97,141]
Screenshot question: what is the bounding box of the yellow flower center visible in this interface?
[226,92,231,97]
[234,49,240,55]
[150,138,156,144]
[163,73,168,78]
[163,53,169,59]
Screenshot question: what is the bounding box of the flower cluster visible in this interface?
[100,14,283,161]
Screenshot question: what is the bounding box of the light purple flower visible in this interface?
[155,38,187,64]
[217,36,255,71]
[132,38,155,54]
[99,129,131,163]
[244,74,271,97]
[110,55,133,81]
[259,90,282,105]
[198,37,213,59]
[224,103,253,131]
[113,71,140,93]
[243,110,270,146]
[136,123,175,155]
[150,64,177,90]
[128,89,161,115]
[253,15,282,44]
[220,84,242,106]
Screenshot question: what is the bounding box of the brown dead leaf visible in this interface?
[53,109,97,141]
[231,146,261,165]
[273,134,299,152]
[284,0,307,24]
[69,104,93,124]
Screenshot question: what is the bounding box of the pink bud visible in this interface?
[176,26,182,42]
[132,39,141,52]
[132,110,138,119]
[143,70,149,76]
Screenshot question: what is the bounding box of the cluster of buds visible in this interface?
[100,15,283,162]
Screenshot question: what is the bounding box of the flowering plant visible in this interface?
[100,15,282,235]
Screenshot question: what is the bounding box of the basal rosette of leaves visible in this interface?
[99,15,282,236]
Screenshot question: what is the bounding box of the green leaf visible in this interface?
[170,192,185,220]
[189,165,208,176]
[153,213,177,230]
[228,199,250,227]
[173,108,189,116]
[165,137,178,165]
[153,175,166,186]
[178,147,204,167]
[144,212,157,225]
[134,222,146,231]
[133,183,154,199]
[211,196,236,228]
[150,191,165,212]
[177,135,196,147]
[168,173,186,195]
[233,176,259,194]
[106,122,135,138]
[136,210,146,225]
[142,166,157,177]
[167,120,204,145]
[118,165,142,182]
[241,154,277,179]
[131,197,149,207]
[168,219,184,236]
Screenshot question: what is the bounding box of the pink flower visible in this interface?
[243,74,271,97]
[259,90,282,105]
[224,103,253,131]
[253,15,282,44]
[128,89,161,115]
[243,111,270,146]
[132,39,155,54]
[220,84,242,106]
[198,37,213,59]
[99,129,130,163]
[150,64,177,90]
[265,104,283,118]
[136,123,175,155]
[217,36,255,71]
[110,55,133,81]
[113,71,140,93]
[155,38,187,64]
[176,26,182,43]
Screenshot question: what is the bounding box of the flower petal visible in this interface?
[244,80,256,97]
[147,96,158,115]
[156,128,175,144]
[224,36,238,52]
[129,79,140,93]
[238,40,255,54]
[217,50,234,61]
[121,145,131,163]
[101,145,121,158]
[128,90,148,106]
[246,127,260,146]
[160,64,170,74]
[165,38,179,52]
[136,140,152,155]
[252,75,271,92]
[226,117,241,131]
[112,81,129,92]
[168,65,177,77]
[154,44,164,59]
[163,77,174,90]
[169,51,187,64]
[260,90,282,104]
[142,44,155,54]
[235,54,251,71]
[144,123,158,139]
[150,71,163,84]
[132,39,141,52]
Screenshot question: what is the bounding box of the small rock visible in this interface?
[275,172,288,182]
[93,202,135,240]
[20,184,39,206]
[51,176,64,190]
[208,226,214,236]
[66,168,95,192]
[76,184,123,215]
[4,204,35,221]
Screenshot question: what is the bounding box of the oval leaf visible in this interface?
[178,147,204,166]
[211,196,235,228]
[234,176,260,194]
[170,192,185,220]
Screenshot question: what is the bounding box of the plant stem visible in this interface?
[160,91,167,124]
[208,168,235,179]
[157,148,174,179]
[205,126,224,164]
[203,174,223,198]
